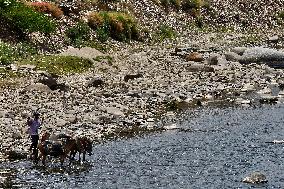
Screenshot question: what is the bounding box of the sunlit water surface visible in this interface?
[1,104,284,188]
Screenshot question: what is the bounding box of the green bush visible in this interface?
[0,0,56,33]
[88,11,139,42]
[17,55,93,75]
[160,0,181,10]
[66,21,91,46]
[155,24,177,42]
[278,11,284,20]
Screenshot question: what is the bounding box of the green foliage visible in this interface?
[66,21,91,47]
[154,24,177,42]
[0,41,37,65]
[160,0,181,10]
[88,11,139,42]
[278,11,284,20]
[0,0,56,33]
[17,55,93,75]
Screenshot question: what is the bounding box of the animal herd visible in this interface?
[34,132,93,166]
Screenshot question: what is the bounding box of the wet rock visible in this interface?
[259,96,278,104]
[243,172,268,184]
[5,150,28,160]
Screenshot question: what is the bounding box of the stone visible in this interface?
[186,63,214,72]
[105,107,125,117]
[268,35,279,43]
[185,52,204,62]
[231,47,247,55]
[206,54,219,65]
[243,172,268,184]
[124,73,143,82]
[87,77,104,88]
[5,150,28,160]
[23,83,52,93]
[225,51,242,62]
[12,132,22,139]
[240,47,284,68]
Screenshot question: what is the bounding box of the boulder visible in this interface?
[239,47,284,68]
[243,172,268,184]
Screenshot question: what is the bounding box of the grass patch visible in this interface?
[88,11,139,42]
[17,55,93,75]
[0,41,38,65]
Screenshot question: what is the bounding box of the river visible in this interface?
[1,104,284,188]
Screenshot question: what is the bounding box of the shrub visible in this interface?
[0,0,56,33]
[155,24,177,42]
[17,55,93,75]
[66,21,91,46]
[160,0,181,10]
[88,11,139,42]
[278,11,284,20]
[27,2,63,19]
[181,0,209,16]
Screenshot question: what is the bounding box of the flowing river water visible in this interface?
[1,104,284,188]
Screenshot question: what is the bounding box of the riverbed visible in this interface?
[1,104,284,188]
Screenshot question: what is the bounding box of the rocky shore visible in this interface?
[1,31,284,160]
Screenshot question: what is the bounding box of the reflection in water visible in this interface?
[1,104,284,188]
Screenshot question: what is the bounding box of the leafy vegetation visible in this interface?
[88,11,139,42]
[17,55,93,75]
[154,24,177,42]
[0,0,56,33]
[278,11,284,20]
[66,21,91,47]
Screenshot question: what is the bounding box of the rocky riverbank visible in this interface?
[1,30,284,160]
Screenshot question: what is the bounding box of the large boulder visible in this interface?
[243,172,268,184]
[239,47,284,68]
